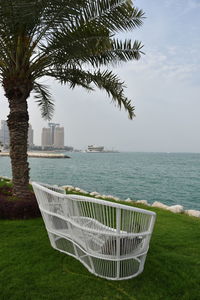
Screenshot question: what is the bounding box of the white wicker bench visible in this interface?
[32,182,156,280]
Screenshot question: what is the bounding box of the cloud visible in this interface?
[164,0,200,18]
[184,0,200,11]
[121,48,200,86]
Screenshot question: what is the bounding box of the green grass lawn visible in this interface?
[1,205,200,300]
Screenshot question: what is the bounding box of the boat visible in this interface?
[86,145,104,153]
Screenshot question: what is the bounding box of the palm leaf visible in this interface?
[33,82,54,120]
[47,67,135,119]
[91,69,135,119]
[73,0,145,33]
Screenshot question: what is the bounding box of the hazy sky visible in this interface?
[1,0,200,152]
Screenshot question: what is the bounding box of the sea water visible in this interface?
[0,152,199,210]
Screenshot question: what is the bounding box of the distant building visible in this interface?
[28,124,34,147]
[41,123,64,149]
[54,127,64,148]
[41,127,51,148]
[48,123,59,145]
[0,120,10,147]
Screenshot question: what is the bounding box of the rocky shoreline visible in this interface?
[1,176,199,218]
[62,184,200,218]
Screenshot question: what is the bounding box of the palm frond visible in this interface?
[86,39,144,67]
[29,0,144,72]
[43,25,143,68]
[76,0,145,33]
[91,69,135,119]
[33,82,54,120]
[46,68,135,119]
[41,24,111,67]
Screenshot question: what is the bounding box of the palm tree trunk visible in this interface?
[4,79,32,198]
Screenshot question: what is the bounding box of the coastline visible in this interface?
[1,176,198,218]
[0,176,200,218]
[61,184,200,218]
[0,152,70,158]
[1,152,199,211]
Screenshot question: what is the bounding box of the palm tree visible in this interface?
[0,0,144,198]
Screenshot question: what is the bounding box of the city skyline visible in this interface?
[0,120,65,149]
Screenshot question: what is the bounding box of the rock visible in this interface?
[136,200,149,206]
[90,191,100,196]
[167,205,184,213]
[105,195,113,199]
[62,185,74,190]
[78,189,88,194]
[75,187,81,192]
[106,195,119,201]
[113,197,120,201]
[95,195,101,198]
[0,176,11,181]
[108,196,120,201]
[102,195,120,201]
[185,210,200,218]
[152,201,169,210]
[125,198,132,203]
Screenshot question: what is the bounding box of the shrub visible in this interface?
[0,181,41,219]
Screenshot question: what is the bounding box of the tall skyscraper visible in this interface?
[54,126,64,148]
[41,127,51,148]
[0,120,10,147]
[41,123,64,149]
[28,124,34,147]
[48,123,59,145]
